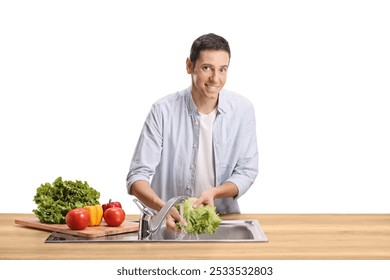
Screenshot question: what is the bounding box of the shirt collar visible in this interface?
[185,86,228,115]
[216,88,228,114]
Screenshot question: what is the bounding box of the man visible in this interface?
[126,33,258,231]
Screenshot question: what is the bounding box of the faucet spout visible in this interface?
[133,196,188,240]
[150,196,188,233]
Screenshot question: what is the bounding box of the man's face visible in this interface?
[187,50,230,102]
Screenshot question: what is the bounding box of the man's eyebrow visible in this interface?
[201,63,229,68]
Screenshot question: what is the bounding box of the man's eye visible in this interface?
[203,66,210,71]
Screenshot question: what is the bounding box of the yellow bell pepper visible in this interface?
[84,205,103,226]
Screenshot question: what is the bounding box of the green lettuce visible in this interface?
[33,176,100,224]
[177,198,222,235]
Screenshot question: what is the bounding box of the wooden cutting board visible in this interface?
[15,217,139,238]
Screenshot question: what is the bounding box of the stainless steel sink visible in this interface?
[45,219,268,243]
[155,220,268,242]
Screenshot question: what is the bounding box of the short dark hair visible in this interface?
[189,33,231,66]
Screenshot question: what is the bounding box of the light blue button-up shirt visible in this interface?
[126,86,258,214]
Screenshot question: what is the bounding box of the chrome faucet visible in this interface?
[133,196,188,240]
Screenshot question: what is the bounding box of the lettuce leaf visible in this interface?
[33,177,100,224]
[177,198,222,235]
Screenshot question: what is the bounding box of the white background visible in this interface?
[1,0,389,215]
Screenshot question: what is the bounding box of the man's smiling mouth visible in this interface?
[206,84,219,89]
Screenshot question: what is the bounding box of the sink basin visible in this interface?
[155,220,268,242]
[45,219,268,243]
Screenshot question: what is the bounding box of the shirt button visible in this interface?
[193,143,197,148]
[194,121,199,126]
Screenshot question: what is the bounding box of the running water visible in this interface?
[176,229,199,240]
[176,202,187,240]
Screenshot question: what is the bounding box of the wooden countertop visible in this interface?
[1,213,390,260]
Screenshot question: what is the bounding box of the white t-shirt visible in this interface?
[194,109,217,197]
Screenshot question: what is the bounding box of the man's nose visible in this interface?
[209,70,218,81]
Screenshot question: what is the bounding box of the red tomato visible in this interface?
[103,207,125,227]
[66,208,90,230]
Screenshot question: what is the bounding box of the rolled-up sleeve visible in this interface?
[226,102,258,199]
[213,97,258,200]
[126,105,163,194]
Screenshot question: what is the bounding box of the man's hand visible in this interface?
[192,188,216,208]
[165,206,187,233]
[192,182,239,208]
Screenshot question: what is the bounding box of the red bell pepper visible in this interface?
[102,199,122,212]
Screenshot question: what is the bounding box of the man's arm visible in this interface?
[130,180,165,211]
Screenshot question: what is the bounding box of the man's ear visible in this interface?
[186,58,193,74]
